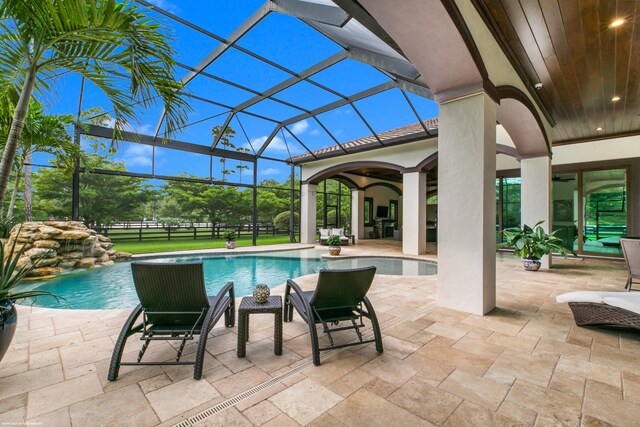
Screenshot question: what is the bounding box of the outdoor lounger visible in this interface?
[556,291,640,330]
[108,262,235,381]
[284,266,383,365]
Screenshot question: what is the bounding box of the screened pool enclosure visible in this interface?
[20,0,438,243]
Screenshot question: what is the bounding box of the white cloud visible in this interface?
[123,144,154,167]
[310,129,320,136]
[124,123,153,135]
[259,168,281,176]
[291,120,309,135]
[147,0,179,13]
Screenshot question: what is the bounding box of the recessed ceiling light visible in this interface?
[596,127,603,131]
[609,18,625,28]
[612,96,621,102]
[534,83,543,89]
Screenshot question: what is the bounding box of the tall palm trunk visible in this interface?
[0,68,37,208]
[24,151,32,221]
[6,166,21,219]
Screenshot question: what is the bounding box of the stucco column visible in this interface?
[351,189,365,243]
[521,156,552,268]
[402,171,426,255]
[438,92,497,315]
[300,183,317,244]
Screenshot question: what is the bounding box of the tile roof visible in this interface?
[289,118,438,163]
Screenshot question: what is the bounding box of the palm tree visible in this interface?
[212,125,237,181]
[0,0,189,208]
[0,101,80,220]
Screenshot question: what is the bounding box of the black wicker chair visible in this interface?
[108,262,234,381]
[284,266,383,366]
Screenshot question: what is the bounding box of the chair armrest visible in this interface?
[285,279,304,300]
[212,281,234,312]
[285,279,313,322]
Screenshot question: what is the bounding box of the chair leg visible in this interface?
[108,305,143,381]
[194,307,217,380]
[308,321,321,366]
[627,277,633,292]
[363,297,384,354]
[225,298,235,327]
[284,298,293,322]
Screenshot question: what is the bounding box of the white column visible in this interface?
[300,183,317,244]
[521,156,552,268]
[402,171,426,255]
[438,92,497,315]
[351,189,365,243]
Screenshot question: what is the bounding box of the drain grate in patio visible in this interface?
[172,300,437,427]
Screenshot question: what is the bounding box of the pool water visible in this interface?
[22,249,436,309]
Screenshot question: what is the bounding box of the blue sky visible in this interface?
[39,0,438,183]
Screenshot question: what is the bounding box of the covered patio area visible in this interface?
[2,244,639,426]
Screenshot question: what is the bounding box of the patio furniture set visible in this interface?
[106,236,640,382]
[108,263,383,381]
[318,228,355,245]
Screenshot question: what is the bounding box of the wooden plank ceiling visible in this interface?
[474,0,640,144]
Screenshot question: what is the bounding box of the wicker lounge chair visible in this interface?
[557,291,640,330]
[284,266,383,365]
[620,238,640,291]
[108,262,235,381]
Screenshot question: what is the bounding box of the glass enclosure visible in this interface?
[495,177,521,242]
[582,169,627,255]
[551,173,579,252]
[316,179,352,234]
[496,167,628,256]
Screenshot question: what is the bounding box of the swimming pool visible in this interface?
[22,249,436,309]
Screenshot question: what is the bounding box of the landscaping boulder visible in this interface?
[6,221,131,278]
[33,240,61,249]
[76,258,96,269]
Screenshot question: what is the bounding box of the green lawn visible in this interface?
[113,235,292,254]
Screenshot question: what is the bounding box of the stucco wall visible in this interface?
[300,138,438,182]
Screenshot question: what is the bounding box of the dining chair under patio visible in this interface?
[284,266,383,366]
[107,262,234,381]
[620,238,640,291]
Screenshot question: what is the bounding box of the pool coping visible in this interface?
[130,243,315,259]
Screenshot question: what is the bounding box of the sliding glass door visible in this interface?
[551,173,578,252]
[496,167,629,257]
[582,169,627,256]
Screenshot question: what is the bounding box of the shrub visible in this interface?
[224,230,236,241]
[273,211,299,231]
[326,235,341,246]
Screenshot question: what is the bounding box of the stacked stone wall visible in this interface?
[5,221,131,279]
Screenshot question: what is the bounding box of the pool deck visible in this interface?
[2,241,640,426]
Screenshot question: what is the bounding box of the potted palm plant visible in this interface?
[500,220,573,271]
[327,235,342,256]
[1,235,61,362]
[225,230,237,249]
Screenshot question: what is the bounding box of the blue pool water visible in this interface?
[22,249,436,309]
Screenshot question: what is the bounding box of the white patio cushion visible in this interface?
[330,228,344,236]
[602,297,640,315]
[319,228,329,238]
[555,291,640,304]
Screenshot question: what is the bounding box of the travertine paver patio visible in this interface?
[1,242,640,426]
